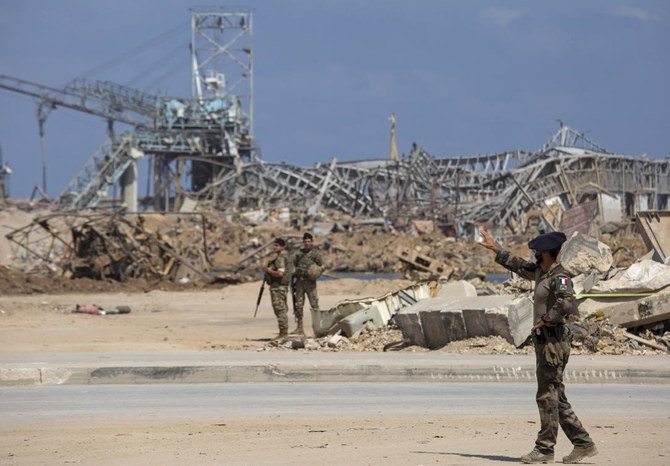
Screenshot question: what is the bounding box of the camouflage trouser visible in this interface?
[293,278,319,319]
[270,286,288,334]
[533,325,593,453]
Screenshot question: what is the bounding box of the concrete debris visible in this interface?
[259,312,668,355]
[559,232,613,279]
[590,260,670,294]
[396,245,453,278]
[579,292,670,329]
[395,294,534,348]
[568,313,669,355]
[310,282,433,337]
[435,280,477,298]
[338,304,385,338]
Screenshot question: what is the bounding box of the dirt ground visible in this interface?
[2,415,669,465]
[0,279,414,354]
[2,274,669,465]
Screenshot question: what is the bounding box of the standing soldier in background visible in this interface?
[264,238,292,340]
[292,232,323,335]
[478,228,598,465]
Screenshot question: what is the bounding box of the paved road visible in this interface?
[3,382,669,424]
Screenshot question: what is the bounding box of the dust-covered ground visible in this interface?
[0,279,414,354]
[2,415,669,465]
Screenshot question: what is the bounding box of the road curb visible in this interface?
[2,362,670,386]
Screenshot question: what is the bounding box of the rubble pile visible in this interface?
[261,317,668,355]
[264,322,406,352]
[68,216,181,281]
[295,220,670,355]
[568,314,630,354]
[0,264,191,294]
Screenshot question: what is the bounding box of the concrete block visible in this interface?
[396,298,464,348]
[600,293,670,328]
[560,233,613,278]
[442,311,468,342]
[485,309,513,343]
[311,301,367,337]
[506,297,534,347]
[418,311,467,349]
[462,309,489,337]
[339,305,385,338]
[435,280,477,299]
[419,311,447,348]
[396,294,534,348]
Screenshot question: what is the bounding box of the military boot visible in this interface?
[272,329,288,341]
[520,448,554,464]
[291,318,305,335]
[562,443,598,464]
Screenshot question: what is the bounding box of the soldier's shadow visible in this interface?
[411,451,518,462]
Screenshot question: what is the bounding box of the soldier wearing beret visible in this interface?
[264,238,292,340]
[479,228,597,464]
[292,232,323,335]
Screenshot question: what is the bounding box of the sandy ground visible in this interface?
[0,279,412,354]
[2,280,670,465]
[2,415,669,465]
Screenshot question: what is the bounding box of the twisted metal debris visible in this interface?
[198,125,669,233]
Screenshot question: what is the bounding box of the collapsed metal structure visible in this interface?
[0,8,668,236]
[199,124,670,234]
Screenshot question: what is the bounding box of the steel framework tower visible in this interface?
[190,6,253,138]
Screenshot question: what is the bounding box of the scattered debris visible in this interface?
[6,212,213,282]
[310,281,433,338]
[72,304,131,316]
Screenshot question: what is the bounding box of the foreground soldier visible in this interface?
[292,232,323,335]
[264,238,292,340]
[479,228,598,464]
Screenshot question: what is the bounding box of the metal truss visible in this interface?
[193,125,669,233]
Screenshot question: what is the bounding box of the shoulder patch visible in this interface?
[555,275,573,294]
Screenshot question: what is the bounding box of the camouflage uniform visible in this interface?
[293,247,323,318]
[267,251,291,335]
[496,250,594,455]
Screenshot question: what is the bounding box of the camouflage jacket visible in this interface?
[293,248,323,281]
[267,251,292,287]
[495,250,575,325]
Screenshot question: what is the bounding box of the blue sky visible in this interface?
[0,0,668,198]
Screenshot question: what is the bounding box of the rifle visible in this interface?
[253,277,267,318]
[290,276,298,314]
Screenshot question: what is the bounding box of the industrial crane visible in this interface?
[0,7,254,212]
[0,74,158,128]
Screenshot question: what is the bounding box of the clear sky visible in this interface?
[0,0,668,198]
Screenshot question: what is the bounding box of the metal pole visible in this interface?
[38,116,47,195]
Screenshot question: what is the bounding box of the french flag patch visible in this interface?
[560,277,569,285]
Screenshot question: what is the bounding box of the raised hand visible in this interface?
[478,227,502,253]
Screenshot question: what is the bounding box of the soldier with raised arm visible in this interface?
[479,228,597,464]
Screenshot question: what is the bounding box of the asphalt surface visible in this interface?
[3,382,670,422]
[1,352,669,386]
